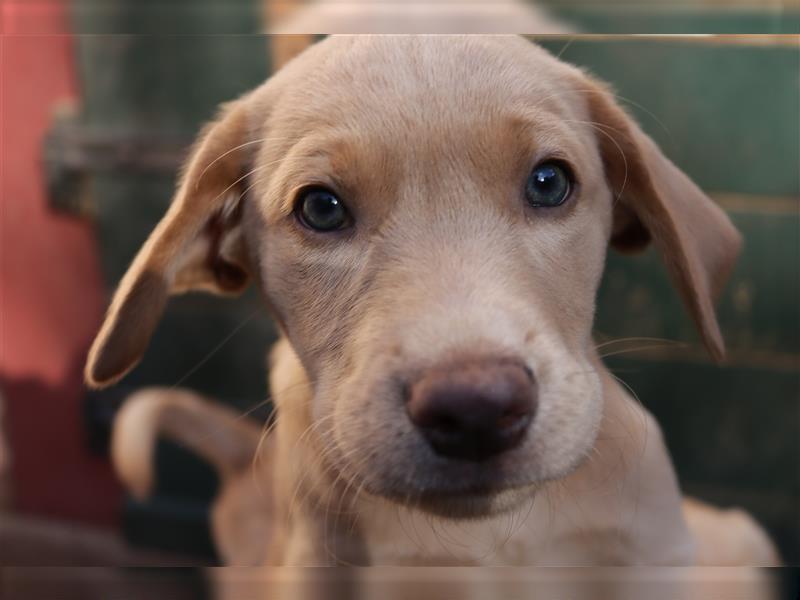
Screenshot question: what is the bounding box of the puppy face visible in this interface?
[86,36,740,519]
[251,37,610,515]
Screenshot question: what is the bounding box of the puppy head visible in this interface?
[86,36,740,518]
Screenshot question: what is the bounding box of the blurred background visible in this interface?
[0,0,798,579]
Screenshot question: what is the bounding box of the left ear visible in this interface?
[85,94,258,388]
[580,74,741,361]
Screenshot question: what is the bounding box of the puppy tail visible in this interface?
[112,387,263,500]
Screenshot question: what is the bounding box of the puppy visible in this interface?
[86,36,779,567]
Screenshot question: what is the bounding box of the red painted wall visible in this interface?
[1,0,122,527]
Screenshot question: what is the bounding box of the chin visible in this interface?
[378,482,540,520]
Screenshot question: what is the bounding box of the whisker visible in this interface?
[599,342,688,359]
[170,310,259,389]
[195,135,300,189]
[195,138,266,189]
[595,336,681,350]
[554,36,576,60]
[561,118,629,205]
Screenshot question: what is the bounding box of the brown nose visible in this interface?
[406,358,537,462]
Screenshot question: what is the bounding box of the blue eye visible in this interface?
[525,162,572,208]
[296,187,351,231]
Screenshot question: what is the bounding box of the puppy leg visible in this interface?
[683,497,780,566]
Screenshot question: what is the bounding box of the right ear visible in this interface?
[579,74,741,361]
[86,95,259,388]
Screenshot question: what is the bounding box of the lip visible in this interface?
[412,484,538,519]
[367,474,539,519]
[376,472,519,500]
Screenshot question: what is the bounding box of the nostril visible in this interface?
[435,415,460,432]
[497,407,529,430]
[522,364,535,382]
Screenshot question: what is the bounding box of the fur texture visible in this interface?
[86,36,777,571]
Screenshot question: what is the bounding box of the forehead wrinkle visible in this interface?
[528,119,592,164]
[502,108,601,173]
[257,132,359,217]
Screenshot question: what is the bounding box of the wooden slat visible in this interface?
[533,34,800,47]
[713,192,800,215]
[546,6,800,34]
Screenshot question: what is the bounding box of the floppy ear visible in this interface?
[86,96,258,388]
[583,76,741,361]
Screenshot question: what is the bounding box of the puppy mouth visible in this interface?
[326,431,544,518]
[394,482,538,519]
[363,469,540,519]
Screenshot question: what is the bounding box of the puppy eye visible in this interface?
[295,187,351,231]
[525,161,572,208]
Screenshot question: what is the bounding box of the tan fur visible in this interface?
[111,388,270,565]
[112,388,262,499]
[91,36,777,571]
[683,497,781,566]
[267,0,571,34]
